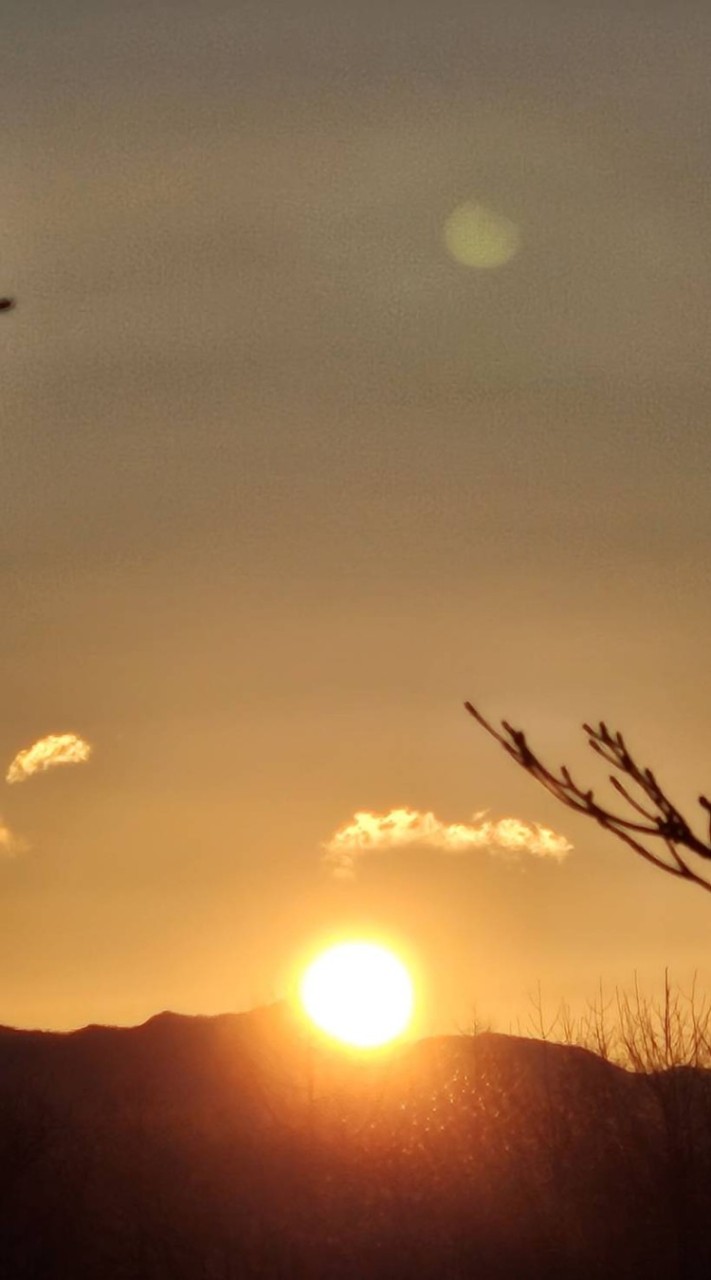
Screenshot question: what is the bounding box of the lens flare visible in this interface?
[300,942,414,1049]
[444,201,521,269]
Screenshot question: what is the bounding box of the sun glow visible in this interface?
[300,942,414,1049]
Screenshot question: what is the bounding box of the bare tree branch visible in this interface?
[464,701,711,896]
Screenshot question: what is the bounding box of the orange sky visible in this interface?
[2,0,711,1034]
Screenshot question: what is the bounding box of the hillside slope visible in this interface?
[0,1007,709,1279]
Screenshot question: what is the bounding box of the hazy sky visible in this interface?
[2,0,711,1033]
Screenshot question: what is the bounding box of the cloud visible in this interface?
[6,733,93,785]
[323,807,572,879]
[0,816,22,858]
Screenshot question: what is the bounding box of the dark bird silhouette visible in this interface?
[0,297,16,311]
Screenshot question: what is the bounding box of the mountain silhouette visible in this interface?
[1,1005,710,1278]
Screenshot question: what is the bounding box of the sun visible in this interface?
[300,941,414,1049]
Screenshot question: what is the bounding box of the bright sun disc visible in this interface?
[300,942,414,1049]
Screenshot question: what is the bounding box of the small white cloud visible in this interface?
[323,807,572,879]
[6,733,93,785]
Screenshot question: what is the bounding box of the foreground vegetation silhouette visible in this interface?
[465,702,711,895]
[2,984,711,1279]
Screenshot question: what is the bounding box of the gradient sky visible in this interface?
[2,0,711,1034]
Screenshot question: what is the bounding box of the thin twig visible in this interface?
[464,702,711,895]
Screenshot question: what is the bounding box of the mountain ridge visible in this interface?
[0,1004,709,1278]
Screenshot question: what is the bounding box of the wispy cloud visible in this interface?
[0,816,22,858]
[323,807,572,879]
[6,733,93,785]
